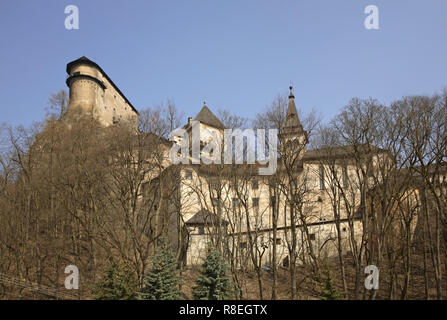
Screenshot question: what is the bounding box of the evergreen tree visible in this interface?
[319,269,342,300]
[92,260,138,300]
[193,249,233,300]
[140,238,182,300]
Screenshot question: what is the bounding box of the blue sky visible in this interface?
[1,0,446,127]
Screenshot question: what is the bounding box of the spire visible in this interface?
[284,86,303,131]
[288,84,294,99]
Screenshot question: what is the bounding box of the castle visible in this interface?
[65,56,387,267]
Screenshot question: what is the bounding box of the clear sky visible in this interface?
[1,0,446,127]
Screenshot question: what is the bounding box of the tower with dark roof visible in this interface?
[193,102,225,129]
[65,56,138,127]
[280,86,308,144]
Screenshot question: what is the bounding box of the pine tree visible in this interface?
[92,260,138,300]
[319,269,342,300]
[193,249,233,300]
[140,238,182,300]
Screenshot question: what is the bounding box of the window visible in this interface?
[282,256,289,268]
[198,226,205,235]
[252,180,259,190]
[270,196,276,207]
[366,161,374,177]
[153,204,158,211]
[209,179,219,190]
[211,198,219,207]
[239,242,247,249]
[319,165,325,190]
[275,238,282,245]
[232,198,239,209]
[185,170,193,180]
[342,166,348,188]
[252,198,259,207]
[309,233,316,241]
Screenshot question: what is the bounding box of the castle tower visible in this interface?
[193,102,225,130]
[65,56,138,127]
[280,86,308,151]
[183,102,225,143]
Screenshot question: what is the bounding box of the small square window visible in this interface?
[275,238,282,245]
[185,170,193,180]
[309,233,316,241]
[252,180,259,190]
[198,226,204,235]
[209,179,219,190]
[252,198,259,207]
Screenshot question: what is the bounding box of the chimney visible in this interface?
[188,117,192,125]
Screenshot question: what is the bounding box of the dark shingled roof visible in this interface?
[185,209,229,226]
[284,86,303,131]
[303,144,388,161]
[194,105,225,129]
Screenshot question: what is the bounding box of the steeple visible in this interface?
[284,86,303,132]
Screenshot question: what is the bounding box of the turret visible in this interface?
[279,85,308,161]
[280,86,308,142]
[65,56,138,127]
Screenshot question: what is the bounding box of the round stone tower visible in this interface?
[65,56,138,127]
[66,56,105,117]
